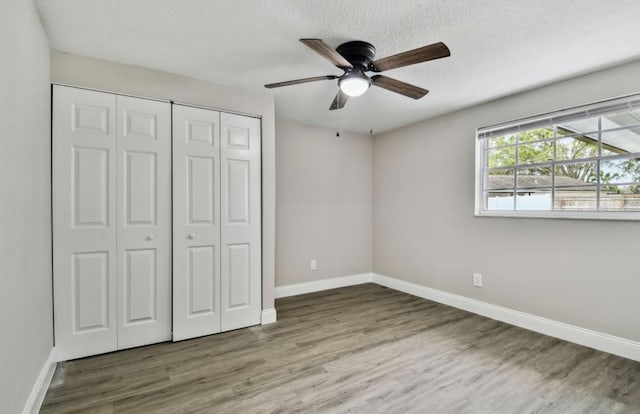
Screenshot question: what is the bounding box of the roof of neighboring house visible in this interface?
[488,175,589,190]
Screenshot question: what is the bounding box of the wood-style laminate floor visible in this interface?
[41,283,640,414]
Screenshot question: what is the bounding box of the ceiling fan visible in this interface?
[265,38,450,110]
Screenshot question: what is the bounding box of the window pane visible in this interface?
[516,167,552,188]
[517,127,554,143]
[556,116,599,135]
[600,127,640,155]
[486,147,515,168]
[602,109,640,129]
[600,185,640,211]
[485,191,514,210]
[555,137,598,161]
[516,189,552,210]
[486,169,514,190]
[487,134,516,148]
[554,162,596,185]
[554,186,597,211]
[518,141,554,164]
[599,157,640,184]
[601,183,640,194]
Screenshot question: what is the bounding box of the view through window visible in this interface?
[476,95,640,218]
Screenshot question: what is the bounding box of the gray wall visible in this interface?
[276,120,372,286]
[0,1,53,413]
[50,52,277,310]
[373,59,640,342]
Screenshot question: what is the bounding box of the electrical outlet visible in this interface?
[310,260,317,271]
[473,273,483,287]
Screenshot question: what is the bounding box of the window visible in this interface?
[475,94,640,219]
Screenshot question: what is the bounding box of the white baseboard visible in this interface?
[261,308,277,325]
[274,273,373,298]
[372,273,640,362]
[22,347,57,414]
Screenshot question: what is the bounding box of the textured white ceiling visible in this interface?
[36,0,640,134]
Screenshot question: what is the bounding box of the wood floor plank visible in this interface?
[40,284,640,413]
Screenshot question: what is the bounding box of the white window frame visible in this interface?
[475,93,640,220]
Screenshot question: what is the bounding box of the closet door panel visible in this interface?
[72,252,110,331]
[173,105,221,341]
[220,113,262,331]
[226,243,251,308]
[53,85,118,360]
[123,248,157,322]
[116,96,171,349]
[188,245,216,314]
[73,147,109,225]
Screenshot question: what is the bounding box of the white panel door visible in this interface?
[220,113,262,331]
[116,96,171,349]
[53,85,118,360]
[172,105,222,341]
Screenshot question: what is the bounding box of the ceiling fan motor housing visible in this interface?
[336,41,376,69]
[336,41,376,96]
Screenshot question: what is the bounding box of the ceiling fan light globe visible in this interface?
[339,77,370,97]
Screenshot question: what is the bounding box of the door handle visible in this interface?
[188,234,195,240]
[146,235,155,241]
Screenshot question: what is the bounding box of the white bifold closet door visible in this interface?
[219,112,262,331]
[172,105,222,340]
[53,86,171,360]
[115,95,171,350]
[172,105,261,341]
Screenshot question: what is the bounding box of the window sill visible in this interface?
[475,209,640,221]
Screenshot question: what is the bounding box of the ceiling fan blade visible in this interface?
[329,90,349,110]
[371,75,429,99]
[300,39,353,69]
[371,42,450,72]
[264,75,337,89]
